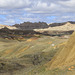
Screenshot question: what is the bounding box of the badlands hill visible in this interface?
[48,21,75,27]
[1,21,75,31]
[27,31,75,75]
[48,22,75,31]
[0,22,75,75]
[47,31,75,69]
[35,21,75,32]
[0,24,17,30]
[13,21,75,31]
[13,22,48,30]
[0,21,75,36]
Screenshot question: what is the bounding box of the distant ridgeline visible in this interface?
[0,21,74,38]
[13,21,75,30]
[48,21,75,27]
[13,22,48,30]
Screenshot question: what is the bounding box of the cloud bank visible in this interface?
[0,0,75,25]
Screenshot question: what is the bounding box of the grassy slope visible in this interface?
[27,65,75,75]
[28,32,75,75]
[0,35,67,75]
[46,32,75,70]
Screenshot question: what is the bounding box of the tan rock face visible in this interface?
[47,32,75,69]
[0,24,18,30]
[1,21,75,31]
[34,22,75,32]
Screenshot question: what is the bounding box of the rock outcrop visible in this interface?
[13,22,48,30]
[35,22,75,32]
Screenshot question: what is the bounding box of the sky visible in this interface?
[0,0,75,25]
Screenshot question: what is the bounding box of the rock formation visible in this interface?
[13,22,48,30]
[47,32,75,69]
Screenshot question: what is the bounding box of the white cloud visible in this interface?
[24,0,75,15]
[59,0,75,7]
[0,0,31,9]
[0,0,75,25]
[0,0,75,14]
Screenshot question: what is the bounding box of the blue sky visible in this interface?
[0,0,75,25]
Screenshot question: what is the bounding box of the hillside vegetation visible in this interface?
[28,32,75,75]
[47,32,75,69]
[0,34,67,75]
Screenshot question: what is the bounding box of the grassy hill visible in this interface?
[0,34,67,75]
[27,32,75,75]
[47,32,75,69]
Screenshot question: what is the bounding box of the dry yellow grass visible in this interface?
[53,45,57,49]
[15,46,29,54]
[26,38,38,42]
[1,49,14,57]
[57,42,67,48]
[27,39,33,42]
[5,49,13,54]
[48,41,52,44]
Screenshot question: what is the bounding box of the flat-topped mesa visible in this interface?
[13,22,49,30]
